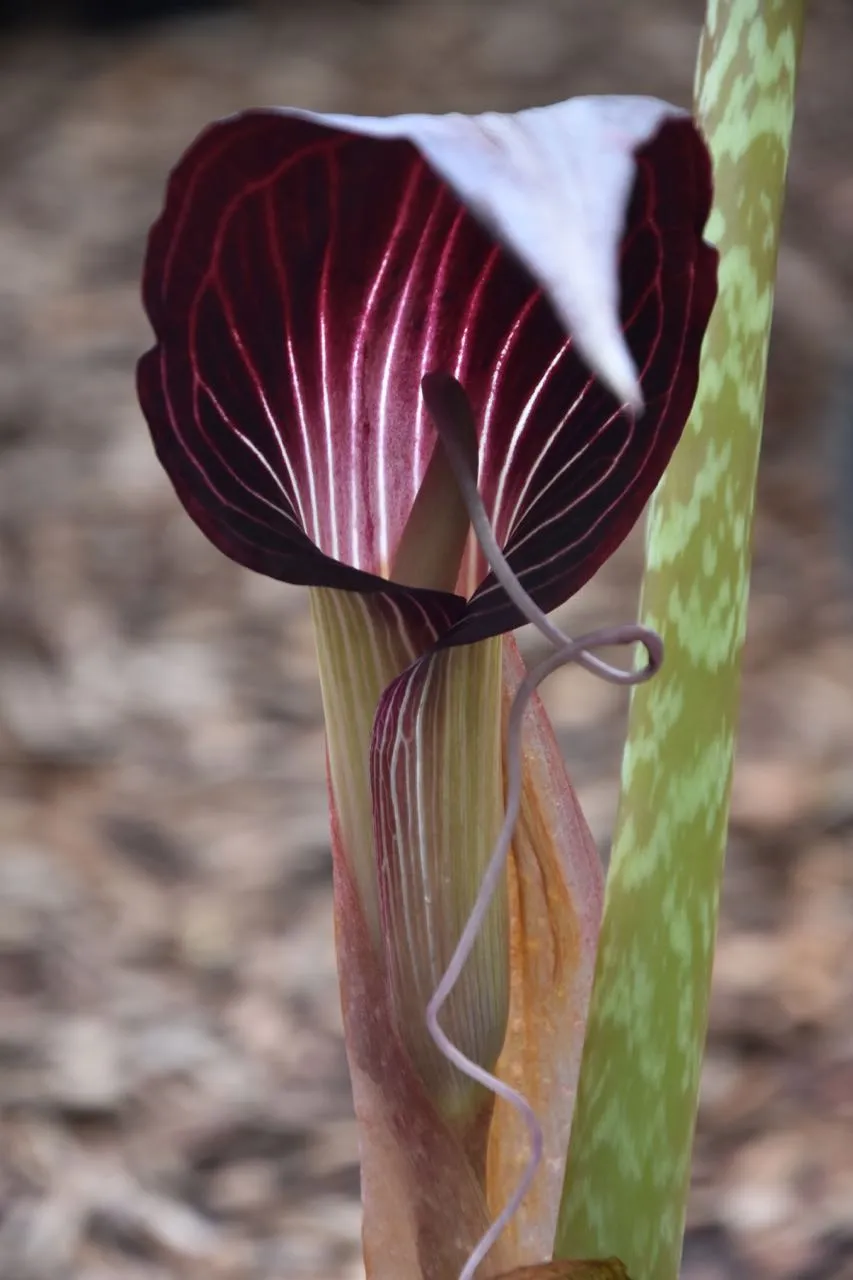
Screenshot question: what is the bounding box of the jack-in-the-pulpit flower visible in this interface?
[138,97,716,1280]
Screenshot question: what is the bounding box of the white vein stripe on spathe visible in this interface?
[318,149,341,562]
[416,202,467,485]
[206,268,307,529]
[489,338,578,542]
[454,245,502,393]
[167,348,302,545]
[194,376,305,531]
[376,169,445,572]
[349,166,423,571]
[477,291,539,482]
[266,186,322,548]
[188,276,304,527]
[453,246,504,600]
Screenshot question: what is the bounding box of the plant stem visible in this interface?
[554,3,805,1276]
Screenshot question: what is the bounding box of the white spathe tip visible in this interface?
[280,96,681,411]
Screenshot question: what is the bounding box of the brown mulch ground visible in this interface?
[0,2,852,1277]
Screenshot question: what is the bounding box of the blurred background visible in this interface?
[0,1,851,1277]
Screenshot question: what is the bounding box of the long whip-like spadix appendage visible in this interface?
[421,373,662,1280]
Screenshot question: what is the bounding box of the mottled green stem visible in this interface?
[554,4,804,1277]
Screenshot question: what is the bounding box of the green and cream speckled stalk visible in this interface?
[554,3,805,1277]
